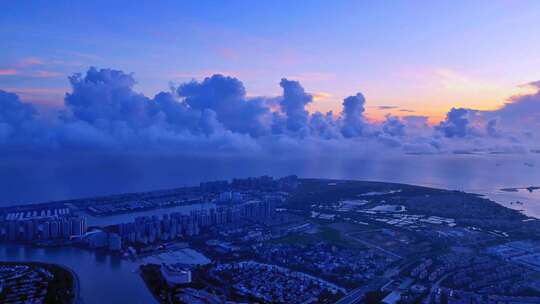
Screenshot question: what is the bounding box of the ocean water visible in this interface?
[1,153,539,216]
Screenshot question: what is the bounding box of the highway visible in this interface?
[334,250,414,304]
[334,278,388,304]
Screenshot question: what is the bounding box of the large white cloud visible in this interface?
[1,67,539,156]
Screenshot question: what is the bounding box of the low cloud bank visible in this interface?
[1,67,538,156]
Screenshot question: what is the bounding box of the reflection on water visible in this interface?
[0,245,156,304]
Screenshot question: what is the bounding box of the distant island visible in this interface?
[501,186,540,193]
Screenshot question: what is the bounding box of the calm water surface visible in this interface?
[3,153,539,214]
[0,245,155,304]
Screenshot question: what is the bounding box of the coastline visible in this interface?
[0,245,157,304]
[0,261,81,304]
[54,263,83,304]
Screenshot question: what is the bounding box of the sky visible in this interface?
[1,1,540,204]
[2,1,540,122]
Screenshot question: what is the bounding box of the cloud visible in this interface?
[64,67,149,128]
[520,80,540,90]
[15,57,44,68]
[436,108,472,138]
[309,111,340,139]
[0,69,18,76]
[312,92,332,101]
[341,93,366,138]
[0,89,40,144]
[493,87,540,128]
[486,119,498,137]
[382,115,405,137]
[60,68,262,151]
[0,67,64,79]
[378,105,399,110]
[278,78,313,135]
[177,74,272,137]
[0,91,36,121]
[1,67,539,159]
[432,82,540,142]
[31,70,63,78]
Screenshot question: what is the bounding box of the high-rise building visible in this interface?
[50,221,59,239]
[109,233,122,251]
[41,221,50,240]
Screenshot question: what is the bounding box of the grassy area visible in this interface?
[269,225,356,248]
[315,226,343,244]
[269,232,318,245]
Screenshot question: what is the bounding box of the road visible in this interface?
[335,278,388,304]
[334,250,415,304]
[425,272,452,304]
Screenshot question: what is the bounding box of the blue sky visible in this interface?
[2,1,540,121]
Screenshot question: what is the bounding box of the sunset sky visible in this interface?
[2,1,540,123]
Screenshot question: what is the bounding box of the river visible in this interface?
[0,245,155,304]
[0,203,221,304]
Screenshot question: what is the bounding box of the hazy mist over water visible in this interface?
[1,153,539,216]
